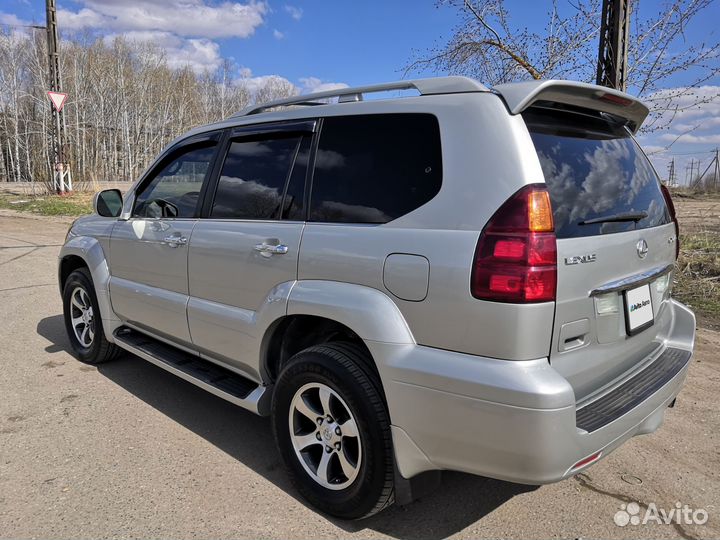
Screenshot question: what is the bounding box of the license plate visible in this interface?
[623,284,654,335]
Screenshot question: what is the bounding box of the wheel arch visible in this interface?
[262,315,376,383]
[59,254,87,294]
[260,279,416,389]
[59,236,120,341]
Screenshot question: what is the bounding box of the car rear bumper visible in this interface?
[369,299,695,484]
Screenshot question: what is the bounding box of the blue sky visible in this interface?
[2,0,719,184]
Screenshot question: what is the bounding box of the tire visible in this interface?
[272,342,394,519]
[62,268,118,364]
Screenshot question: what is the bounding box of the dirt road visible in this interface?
[0,212,718,539]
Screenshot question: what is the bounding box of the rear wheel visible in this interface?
[62,268,118,364]
[272,342,394,519]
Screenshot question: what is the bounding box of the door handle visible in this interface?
[163,235,188,248]
[254,243,289,256]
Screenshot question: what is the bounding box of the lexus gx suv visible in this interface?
[59,77,695,519]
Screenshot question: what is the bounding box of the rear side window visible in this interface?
[310,114,442,224]
[525,107,671,238]
[211,136,301,220]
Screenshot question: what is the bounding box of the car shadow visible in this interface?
[37,314,74,354]
[37,314,536,539]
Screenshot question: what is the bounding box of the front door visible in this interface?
[109,137,220,346]
[187,123,314,378]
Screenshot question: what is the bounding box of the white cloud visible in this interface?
[0,11,31,26]
[233,72,349,104]
[105,31,222,73]
[238,74,296,96]
[57,1,266,77]
[658,132,720,145]
[273,29,284,40]
[58,7,110,30]
[284,5,303,20]
[0,11,36,39]
[299,77,349,94]
[58,0,267,39]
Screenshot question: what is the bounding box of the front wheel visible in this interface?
[271,342,394,519]
[62,268,118,364]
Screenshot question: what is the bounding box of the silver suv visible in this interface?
[59,77,695,519]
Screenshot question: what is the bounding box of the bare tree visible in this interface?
[406,0,720,131]
[0,30,298,187]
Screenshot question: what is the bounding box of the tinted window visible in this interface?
[310,114,442,223]
[525,107,671,238]
[282,136,311,220]
[212,136,301,220]
[134,144,216,218]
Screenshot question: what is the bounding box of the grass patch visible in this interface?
[0,192,93,217]
[674,230,720,328]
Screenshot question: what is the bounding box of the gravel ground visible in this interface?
[0,211,718,540]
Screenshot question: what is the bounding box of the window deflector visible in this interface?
[229,120,317,140]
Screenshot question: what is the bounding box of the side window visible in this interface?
[134,144,216,218]
[309,114,442,224]
[211,136,302,220]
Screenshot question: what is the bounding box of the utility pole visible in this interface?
[686,159,695,187]
[45,0,71,193]
[695,149,720,192]
[667,159,676,187]
[596,0,631,91]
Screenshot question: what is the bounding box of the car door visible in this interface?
[187,121,314,379]
[109,132,222,347]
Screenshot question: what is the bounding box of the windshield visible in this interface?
[524,106,671,239]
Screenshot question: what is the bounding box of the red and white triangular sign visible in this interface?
[47,91,68,112]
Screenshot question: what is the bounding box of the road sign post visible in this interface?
[47,91,72,193]
[46,0,72,194]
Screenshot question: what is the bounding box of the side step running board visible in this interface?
[113,327,270,415]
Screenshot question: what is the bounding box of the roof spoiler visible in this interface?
[492,80,649,134]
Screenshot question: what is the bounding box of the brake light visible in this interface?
[471,184,557,303]
[597,92,633,107]
[660,184,680,259]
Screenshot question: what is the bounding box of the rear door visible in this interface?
[524,106,677,402]
[186,121,313,379]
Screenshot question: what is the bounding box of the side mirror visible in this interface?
[94,189,123,218]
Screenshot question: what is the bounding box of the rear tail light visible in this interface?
[660,184,680,259]
[471,184,557,303]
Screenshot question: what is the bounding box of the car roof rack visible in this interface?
[230,76,488,117]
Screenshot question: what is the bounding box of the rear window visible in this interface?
[309,114,442,224]
[525,107,671,239]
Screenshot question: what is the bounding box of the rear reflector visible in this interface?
[471,184,557,303]
[571,451,602,471]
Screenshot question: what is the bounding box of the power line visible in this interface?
[0,22,46,30]
[647,148,718,157]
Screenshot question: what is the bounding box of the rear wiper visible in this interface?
[579,211,648,225]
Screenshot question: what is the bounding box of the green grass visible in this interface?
[674,230,720,328]
[0,192,93,217]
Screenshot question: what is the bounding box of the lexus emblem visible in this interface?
[636,239,649,259]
